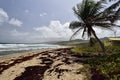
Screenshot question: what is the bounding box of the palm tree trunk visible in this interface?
[91,28,106,55]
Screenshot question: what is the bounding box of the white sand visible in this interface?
[0,48,86,80]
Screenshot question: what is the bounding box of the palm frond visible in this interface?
[93,22,112,28]
[111,23,120,27]
[104,0,120,13]
[73,7,82,21]
[93,22,120,29]
[74,0,99,21]
[90,1,104,16]
[69,21,83,29]
[70,27,83,40]
[101,0,119,4]
[94,0,120,21]
[110,7,120,23]
[82,27,87,38]
[93,11,119,23]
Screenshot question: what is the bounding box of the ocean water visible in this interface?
[0,43,61,56]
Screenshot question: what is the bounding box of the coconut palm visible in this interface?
[69,0,120,54]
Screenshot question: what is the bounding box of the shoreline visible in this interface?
[0,47,71,73]
[0,43,67,57]
[0,48,52,61]
[0,45,71,61]
[0,47,86,80]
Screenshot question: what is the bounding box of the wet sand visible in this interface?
[0,48,86,80]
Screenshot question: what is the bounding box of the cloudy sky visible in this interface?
[0,0,120,43]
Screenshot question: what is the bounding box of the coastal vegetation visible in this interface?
[71,45,120,79]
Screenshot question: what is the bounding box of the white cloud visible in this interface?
[9,18,23,27]
[34,26,60,38]
[0,8,23,27]
[0,8,8,24]
[33,20,73,40]
[39,12,47,17]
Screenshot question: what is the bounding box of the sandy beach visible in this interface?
[0,48,87,80]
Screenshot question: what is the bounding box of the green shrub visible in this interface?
[71,46,102,56]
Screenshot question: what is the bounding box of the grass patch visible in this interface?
[71,46,102,56]
[72,46,120,80]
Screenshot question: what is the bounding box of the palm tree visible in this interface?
[69,0,120,55]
